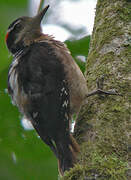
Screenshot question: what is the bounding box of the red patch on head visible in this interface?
[5,32,9,41]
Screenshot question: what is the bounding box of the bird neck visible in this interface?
[33,33,55,43]
[10,40,25,55]
[9,33,59,55]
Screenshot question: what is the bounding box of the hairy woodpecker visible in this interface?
[5,5,88,175]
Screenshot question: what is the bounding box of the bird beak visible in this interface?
[33,5,50,25]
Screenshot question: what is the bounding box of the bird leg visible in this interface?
[86,76,122,98]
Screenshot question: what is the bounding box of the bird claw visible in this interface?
[86,76,122,98]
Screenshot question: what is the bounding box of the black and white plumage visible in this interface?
[6,5,87,175]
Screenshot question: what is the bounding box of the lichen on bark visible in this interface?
[62,0,131,179]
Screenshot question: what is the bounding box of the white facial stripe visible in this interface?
[7,19,21,33]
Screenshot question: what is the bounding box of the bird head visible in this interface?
[5,5,49,54]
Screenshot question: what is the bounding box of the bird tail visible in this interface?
[33,124,79,175]
[55,134,80,176]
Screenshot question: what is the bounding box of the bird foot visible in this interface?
[86,76,122,98]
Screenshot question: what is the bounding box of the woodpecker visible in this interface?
[5,5,88,175]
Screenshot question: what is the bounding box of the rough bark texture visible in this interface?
[62,0,131,179]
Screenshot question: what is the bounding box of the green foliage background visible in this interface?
[0,1,90,179]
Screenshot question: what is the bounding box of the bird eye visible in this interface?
[7,18,22,33]
[14,23,22,30]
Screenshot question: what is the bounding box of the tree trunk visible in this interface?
[62,0,131,179]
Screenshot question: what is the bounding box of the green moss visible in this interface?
[86,52,115,89]
[118,3,131,22]
[61,150,128,180]
[61,164,85,180]
[94,20,122,49]
[72,93,130,179]
[90,0,130,54]
[66,0,130,179]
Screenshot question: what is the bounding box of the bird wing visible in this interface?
[10,41,80,174]
[17,42,70,151]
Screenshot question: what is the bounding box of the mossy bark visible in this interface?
[62,0,131,179]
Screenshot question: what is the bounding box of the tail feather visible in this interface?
[70,134,80,154]
[55,134,80,176]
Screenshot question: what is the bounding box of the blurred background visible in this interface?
[0,0,96,179]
